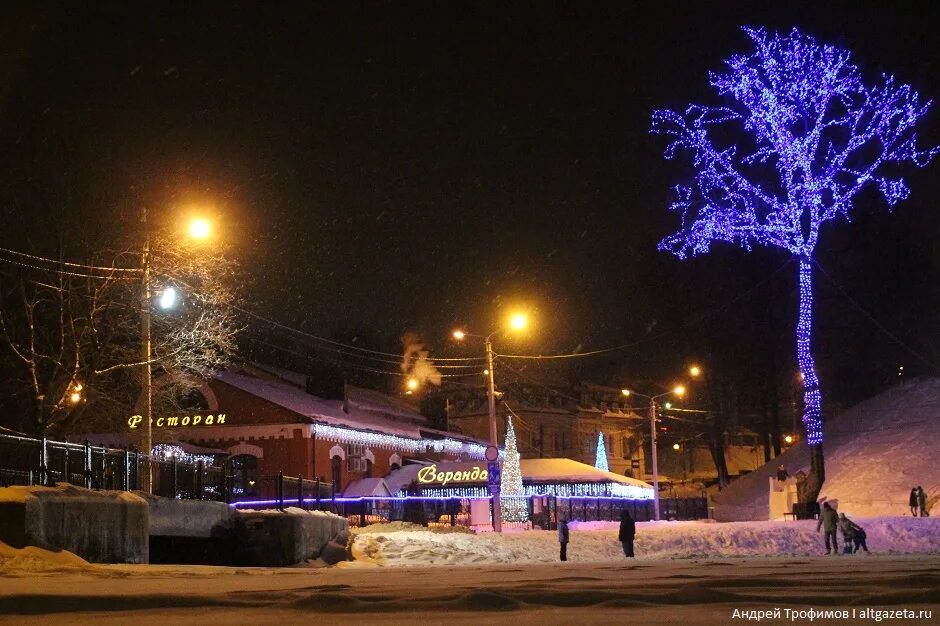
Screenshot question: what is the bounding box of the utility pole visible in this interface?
[649,397,660,521]
[485,336,502,532]
[140,206,153,493]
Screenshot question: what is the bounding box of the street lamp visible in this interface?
[140,213,213,492]
[452,312,529,532]
[623,372,699,521]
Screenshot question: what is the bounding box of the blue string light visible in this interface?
[594,432,609,472]
[652,26,938,446]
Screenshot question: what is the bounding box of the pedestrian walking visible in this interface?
[909,487,919,517]
[837,513,856,553]
[776,464,789,482]
[817,502,839,555]
[558,517,570,561]
[618,510,636,558]
[917,486,929,517]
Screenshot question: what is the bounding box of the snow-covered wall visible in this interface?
[0,484,148,563]
[714,379,940,520]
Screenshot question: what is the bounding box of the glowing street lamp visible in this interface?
[672,443,681,451]
[406,377,419,391]
[451,313,533,533]
[689,365,702,378]
[140,210,214,493]
[188,217,212,239]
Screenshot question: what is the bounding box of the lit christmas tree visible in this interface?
[594,432,609,472]
[499,415,529,523]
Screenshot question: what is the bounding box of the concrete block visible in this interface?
[141,494,233,538]
[0,484,148,564]
[233,509,348,566]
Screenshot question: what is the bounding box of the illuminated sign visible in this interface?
[417,463,489,487]
[127,414,227,429]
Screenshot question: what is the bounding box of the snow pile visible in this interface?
[715,378,940,520]
[347,518,940,567]
[0,541,90,573]
[237,506,344,519]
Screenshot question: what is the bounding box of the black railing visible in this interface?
[0,432,226,501]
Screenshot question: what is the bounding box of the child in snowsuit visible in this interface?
[817,502,839,555]
[838,513,869,553]
[558,518,570,561]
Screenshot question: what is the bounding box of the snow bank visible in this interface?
[348,517,940,567]
[715,378,940,520]
[0,540,90,573]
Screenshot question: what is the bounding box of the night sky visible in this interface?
[2,2,939,410]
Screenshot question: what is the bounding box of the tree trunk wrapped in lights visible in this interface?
[652,27,938,504]
[594,432,609,472]
[499,415,529,523]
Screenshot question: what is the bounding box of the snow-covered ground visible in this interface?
[1,547,938,624]
[347,518,940,567]
[715,378,940,520]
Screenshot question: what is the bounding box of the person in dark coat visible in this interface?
[910,487,919,517]
[776,464,789,482]
[917,486,929,517]
[817,502,839,555]
[618,510,636,558]
[558,517,570,561]
[839,513,869,553]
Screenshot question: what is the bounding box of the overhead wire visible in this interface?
[0,254,140,281]
[497,259,794,360]
[0,246,141,273]
[812,259,940,373]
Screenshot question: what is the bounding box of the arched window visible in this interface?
[331,455,342,493]
[230,454,258,497]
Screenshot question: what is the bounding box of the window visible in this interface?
[331,456,342,492]
[347,444,367,473]
[231,455,258,497]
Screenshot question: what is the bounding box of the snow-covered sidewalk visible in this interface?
[347,517,940,567]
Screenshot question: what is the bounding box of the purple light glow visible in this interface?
[652,26,938,447]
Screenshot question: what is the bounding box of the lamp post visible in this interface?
[140,210,211,493]
[453,312,528,533]
[621,382,689,521]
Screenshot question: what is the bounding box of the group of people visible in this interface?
[557,509,635,561]
[909,487,930,517]
[817,502,869,555]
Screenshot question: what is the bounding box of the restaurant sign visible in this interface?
[127,414,227,429]
[417,463,490,487]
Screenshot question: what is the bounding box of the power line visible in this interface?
[813,259,940,373]
[159,270,485,363]
[0,254,139,281]
[0,247,141,273]
[497,259,793,360]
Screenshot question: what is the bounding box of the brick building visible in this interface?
[123,365,487,498]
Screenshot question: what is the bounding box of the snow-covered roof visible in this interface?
[342,477,393,497]
[520,458,652,488]
[213,370,423,439]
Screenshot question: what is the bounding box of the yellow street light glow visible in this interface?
[406,378,419,390]
[509,313,527,330]
[188,217,211,239]
[664,402,672,409]
[621,389,631,397]
[452,330,466,340]
[784,434,794,444]
[70,392,82,404]
[673,385,686,397]
[689,365,702,378]
[672,443,681,451]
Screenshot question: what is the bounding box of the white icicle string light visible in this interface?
[311,423,488,459]
[151,443,216,466]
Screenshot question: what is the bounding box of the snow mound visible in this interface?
[347,517,940,567]
[715,378,940,520]
[0,541,90,573]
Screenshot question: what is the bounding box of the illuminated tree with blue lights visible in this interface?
[652,27,937,502]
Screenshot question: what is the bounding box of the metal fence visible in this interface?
[0,432,226,501]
